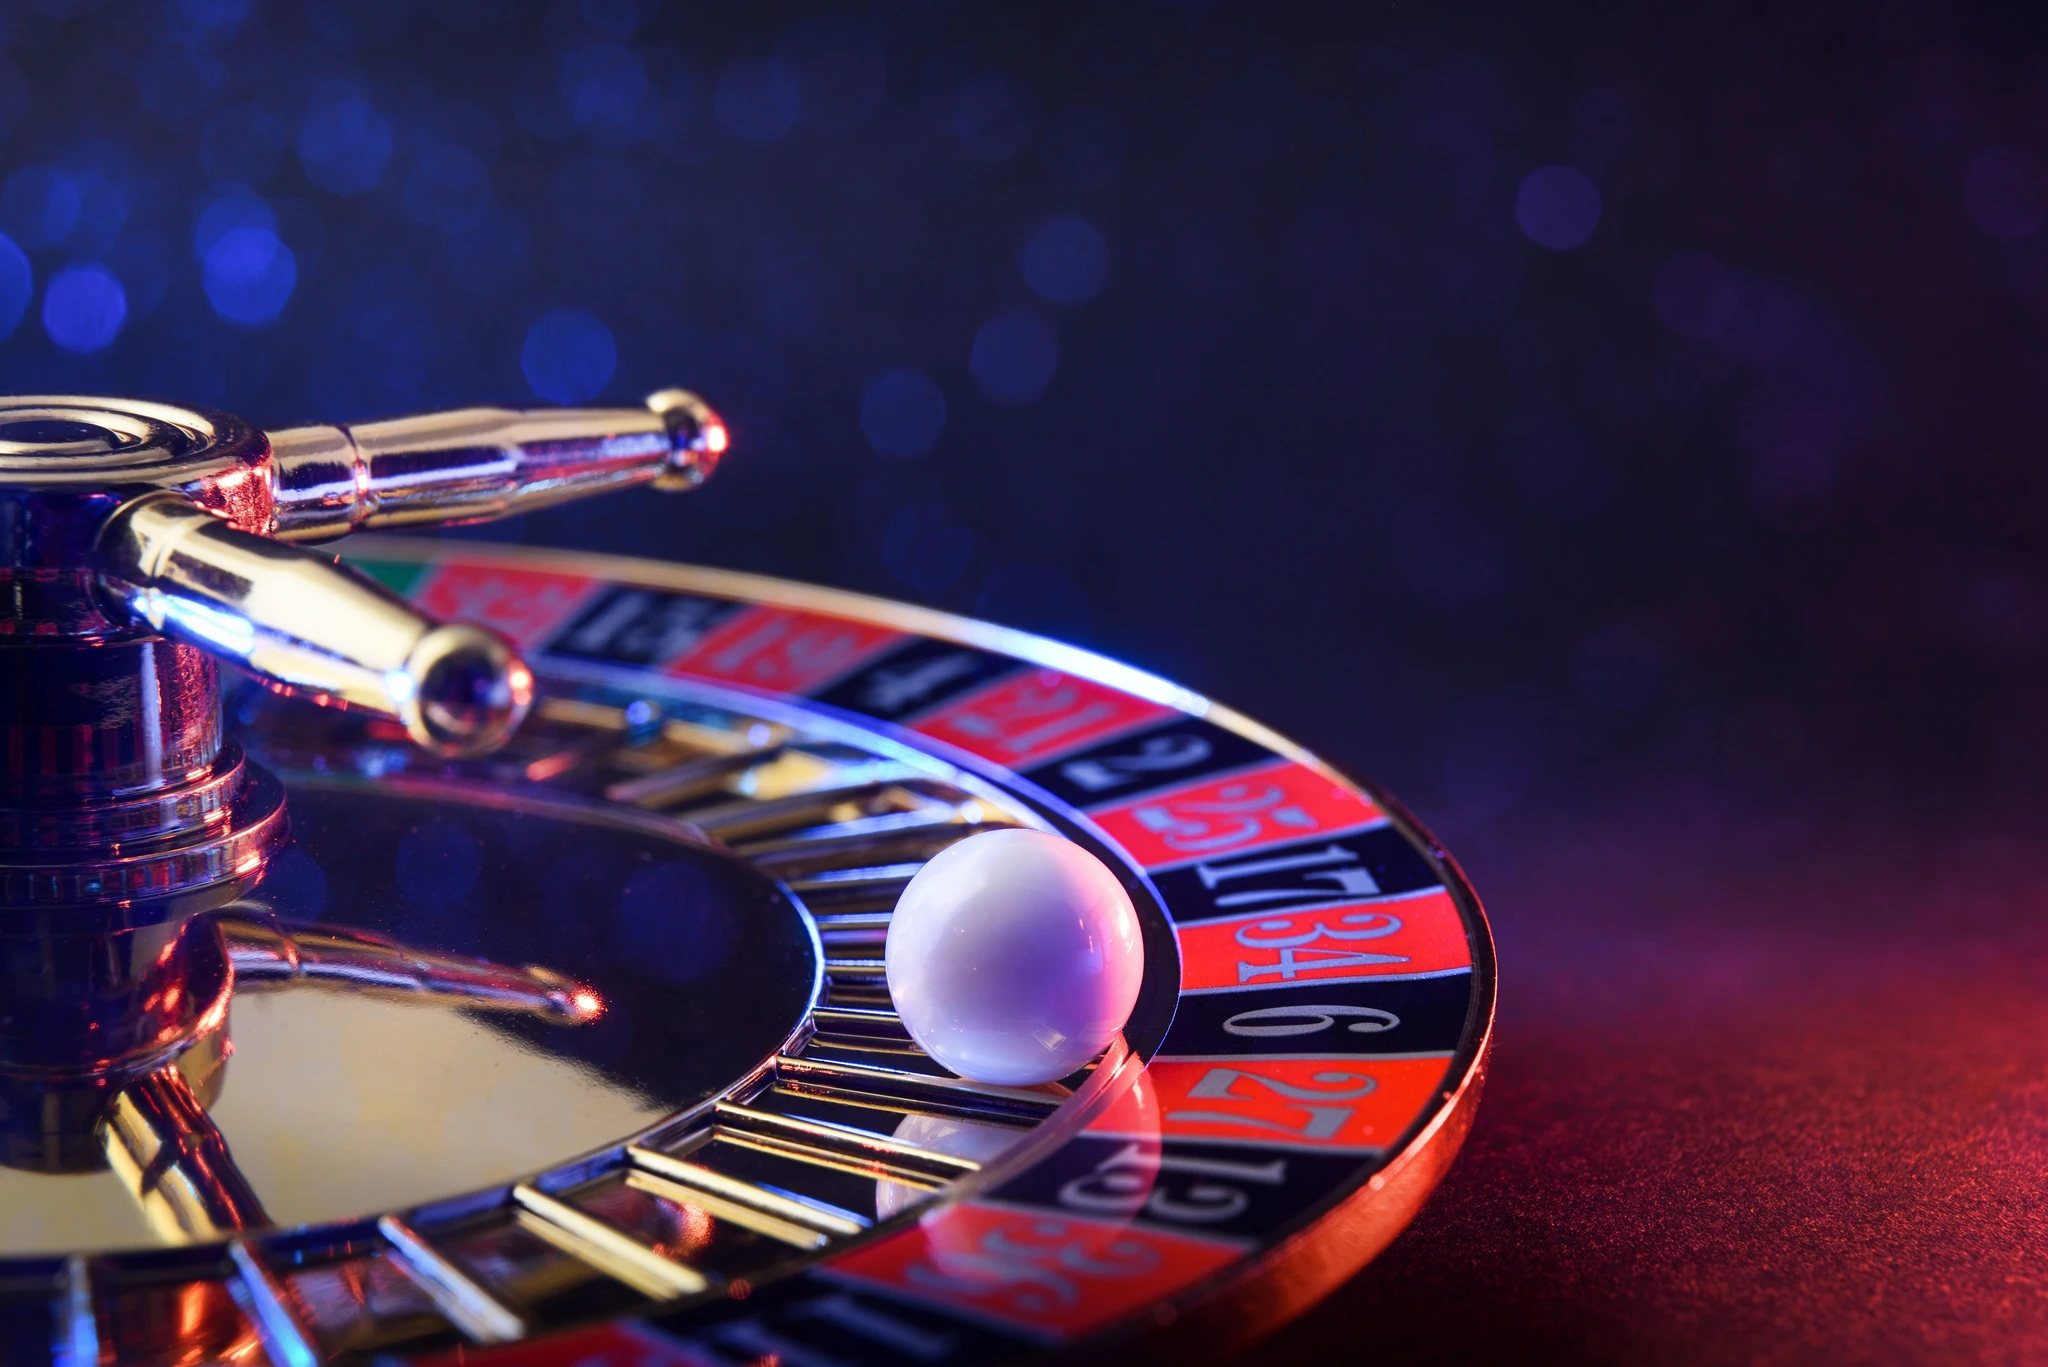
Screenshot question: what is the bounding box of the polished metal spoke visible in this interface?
[626,1145,870,1247]
[517,713,640,783]
[746,823,1016,877]
[711,1103,980,1186]
[378,1215,528,1345]
[773,1055,1062,1124]
[55,1256,99,1367]
[816,912,892,950]
[685,778,929,841]
[810,1004,913,1039]
[219,914,600,1025]
[510,1184,714,1301]
[785,863,925,895]
[227,1240,321,1367]
[732,803,986,858]
[604,745,785,807]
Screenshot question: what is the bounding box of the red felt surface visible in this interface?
[1227,779,2048,1364]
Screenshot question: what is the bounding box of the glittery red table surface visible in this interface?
[1228,778,2048,1365]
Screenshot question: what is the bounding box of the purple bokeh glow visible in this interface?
[1515,164,1602,250]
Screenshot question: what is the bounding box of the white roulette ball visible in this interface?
[884,827,1144,1086]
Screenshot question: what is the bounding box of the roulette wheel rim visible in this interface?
[141,533,1491,1367]
[0,380,1491,1361]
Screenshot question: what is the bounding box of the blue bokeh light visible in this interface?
[860,369,947,458]
[1020,214,1109,306]
[714,58,802,143]
[298,87,394,196]
[970,308,1059,406]
[1,166,79,249]
[192,183,274,259]
[561,43,650,130]
[42,262,127,353]
[0,233,31,340]
[522,308,618,403]
[203,226,297,326]
[1514,164,1602,250]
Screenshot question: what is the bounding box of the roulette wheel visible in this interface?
[0,390,1494,1366]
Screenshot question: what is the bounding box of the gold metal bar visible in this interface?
[712,1103,979,1184]
[785,864,928,892]
[654,716,787,758]
[711,1132,947,1189]
[817,918,891,951]
[377,1215,527,1345]
[219,916,600,1025]
[510,1184,712,1301]
[268,391,725,542]
[686,780,921,840]
[746,824,1015,877]
[800,1035,938,1064]
[806,1037,930,1062]
[97,492,531,756]
[536,697,635,731]
[810,1005,912,1038]
[604,747,780,808]
[226,1240,321,1367]
[788,866,922,916]
[732,805,975,857]
[775,1055,1062,1120]
[624,1171,827,1250]
[522,731,622,783]
[626,1144,869,1241]
[813,911,895,930]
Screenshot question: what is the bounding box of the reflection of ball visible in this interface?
[876,1115,1023,1219]
[885,828,1144,1085]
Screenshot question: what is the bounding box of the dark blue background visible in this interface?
[8,4,2048,1358]
[12,0,2044,829]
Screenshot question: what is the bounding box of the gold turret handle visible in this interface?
[266,388,726,542]
[83,389,729,757]
[97,492,534,756]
